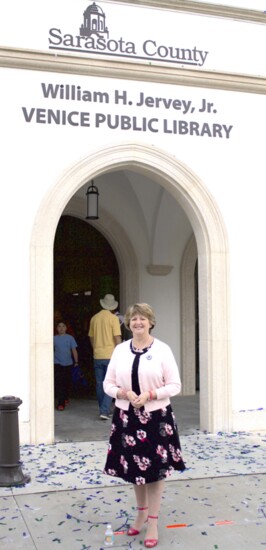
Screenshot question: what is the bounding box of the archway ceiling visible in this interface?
[70,169,193,265]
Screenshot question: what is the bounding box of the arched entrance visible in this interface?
[30,142,231,444]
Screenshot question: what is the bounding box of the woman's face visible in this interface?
[129,314,152,338]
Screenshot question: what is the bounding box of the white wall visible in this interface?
[1,65,266,424]
[1,1,266,434]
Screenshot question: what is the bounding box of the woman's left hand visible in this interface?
[132,392,150,408]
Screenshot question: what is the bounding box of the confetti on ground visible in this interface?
[0,430,264,498]
[215,520,234,525]
[0,429,265,548]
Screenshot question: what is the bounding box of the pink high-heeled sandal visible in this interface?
[127,507,148,536]
[144,515,158,548]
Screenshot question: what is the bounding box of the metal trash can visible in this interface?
[0,395,31,486]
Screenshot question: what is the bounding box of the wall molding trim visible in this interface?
[116,1,266,23]
[1,47,266,96]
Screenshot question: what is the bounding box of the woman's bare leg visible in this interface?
[130,484,148,531]
[145,480,165,541]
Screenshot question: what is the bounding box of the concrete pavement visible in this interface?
[0,396,265,549]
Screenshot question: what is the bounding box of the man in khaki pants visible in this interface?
[89,294,121,419]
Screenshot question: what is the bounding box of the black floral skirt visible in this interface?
[103,404,186,484]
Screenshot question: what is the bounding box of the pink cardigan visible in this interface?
[103,338,181,412]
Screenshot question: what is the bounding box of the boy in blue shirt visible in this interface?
[54,321,78,410]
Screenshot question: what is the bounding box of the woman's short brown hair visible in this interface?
[124,303,156,330]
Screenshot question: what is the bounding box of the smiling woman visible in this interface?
[102,302,185,548]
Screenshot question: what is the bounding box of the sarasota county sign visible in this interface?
[48,1,209,68]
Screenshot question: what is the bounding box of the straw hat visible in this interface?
[100,294,118,310]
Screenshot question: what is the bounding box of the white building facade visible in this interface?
[0,0,266,444]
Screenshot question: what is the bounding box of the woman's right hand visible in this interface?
[126,390,139,405]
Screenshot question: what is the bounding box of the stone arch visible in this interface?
[29,142,231,443]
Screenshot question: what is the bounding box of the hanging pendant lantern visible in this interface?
[86,180,99,220]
